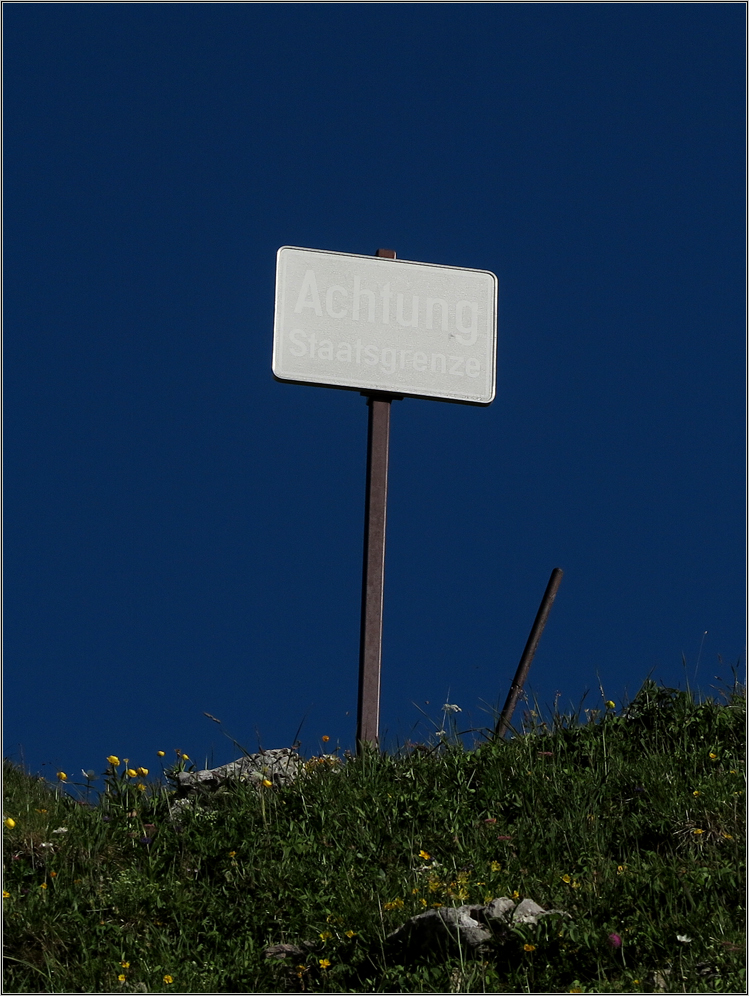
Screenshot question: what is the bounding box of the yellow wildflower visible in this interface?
[322,735,330,742]
[136,767,148,777]
[126,769,137,778]
[136,784,146,792]
[118,974,126,983]
[561,874,571,884]
[40,883,47,889]
[709,752,718,760]
[262,778,272,787]
[512,890,520,900]
[692,828,704,835]
[693,790,700,797]
[121,962,130,968]
[157,750,165,757]
[163,976,173,984]
[419,849,430,860]
[345,929,357,937]
[319,959,331,969]
[319,931,332,942]
[490,860,501,872]
[228,851,236,858]
[524,943,536,952]
[3,891,10,898]
[56,771,68,781]
[605,700,615,709]
[4,818,16,829]
[107,756,120,767]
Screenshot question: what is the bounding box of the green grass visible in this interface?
[3,679,745,993]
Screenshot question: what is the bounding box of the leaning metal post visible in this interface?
[494,567,564,740]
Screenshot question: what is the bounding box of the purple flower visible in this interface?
[608,933,622,949]
[139,837,152,846]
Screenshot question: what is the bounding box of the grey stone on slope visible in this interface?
[175,747,303,797]
[384,896,572,962]
[385,905,494,960]
[483,897,516,923]
[509,897,571,927]
[511,898,548,924]
[264,941,318,960]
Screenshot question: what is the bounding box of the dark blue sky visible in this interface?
[5,4,744,784]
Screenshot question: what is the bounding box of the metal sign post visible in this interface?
[356,249,396,749]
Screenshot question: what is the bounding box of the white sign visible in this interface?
[273,247,497,405]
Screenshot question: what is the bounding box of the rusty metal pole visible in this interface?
[494,567,564,740]
[356,393,391,748]
[356,248,397,751]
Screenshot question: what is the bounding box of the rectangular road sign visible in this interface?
[273,246,498,404]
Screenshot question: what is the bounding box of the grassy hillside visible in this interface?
[3,680,745,993]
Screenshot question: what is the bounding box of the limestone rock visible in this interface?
[511,898,548,924]
[175,747,304,797]
[385,896,571,962]
[384,905,493,960]
[483,897,516,923]
[265,942,313,960]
